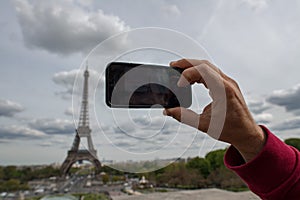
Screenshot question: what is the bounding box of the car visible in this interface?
[34,188,44,195]
[0,192,7,197]
[64,188,69,193]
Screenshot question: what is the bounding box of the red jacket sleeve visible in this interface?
[224,126,300,200]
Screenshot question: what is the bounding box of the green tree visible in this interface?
[0,166,4,180]
[102,174,109,184]
[112,175,125,182]
[19,167,33,182]
[156,162,205,188]
[205,149,226,171]
[101,165,124,176]
[285,138,300,151]
[3,166,19,180]
[186,157,211,178]
[34,166,60,179]
[206,167,246,191]
[0,179,29,192]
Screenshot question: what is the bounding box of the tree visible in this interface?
[205,149,226,171]
[156,162,205,188]
[102,174,109,184]
[0,167,3,180]
[285,138,300,151]
[0,179,29,192]
[19,167,33,182]
[186,157,211,178]
[206,167,246,190]
[3,166,19,180]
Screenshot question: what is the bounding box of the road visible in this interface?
[58,174,123,195]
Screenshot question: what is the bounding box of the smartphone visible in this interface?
[105,62,192,108]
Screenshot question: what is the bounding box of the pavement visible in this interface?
[112,188,260,200]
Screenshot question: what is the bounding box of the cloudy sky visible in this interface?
[1,0,300,167]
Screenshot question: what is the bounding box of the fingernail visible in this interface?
[163,109,171,116]
[177,77,188,87]
[163,109,167,116]
[170,61,176,66]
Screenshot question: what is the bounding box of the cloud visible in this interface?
[0,125,46,140]
[28,118,75,135]
[14,0,130,55]
[0,140,10,144]
[271,117,300,131]
[0,99,24,117]
[161,4,181,17]
[242,0,269,11]
[76,0,94,8]
[247,99,271,114]
[133,115,172,130]
[100,114,195,153]
[38,142,53,147]
[64,107,74,116]
[52,69,78,99]
[38,138,68,148]
[52,68,104,99]
[114,140,134,148]
[198,0,300,96]
[267,84,300,114]
[108,115,176,139]
[253,113,273,124]
[112,125,135,135]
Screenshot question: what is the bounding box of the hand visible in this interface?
[163,59,266,162]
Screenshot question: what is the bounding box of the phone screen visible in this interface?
[105,62,192,108]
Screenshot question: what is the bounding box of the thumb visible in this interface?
[163,107,200,129]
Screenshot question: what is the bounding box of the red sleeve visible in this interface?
[224,126,300,200]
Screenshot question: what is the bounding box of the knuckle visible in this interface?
[197,64,210,76]
[201,59,211,65]
[197,63,208,71]
[179,58,188,65]
[226,76,240,89]
[182,70,192,81]
[224,82,237,97]
[183,68,199,82]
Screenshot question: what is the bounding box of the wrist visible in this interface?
[233,125,266,162]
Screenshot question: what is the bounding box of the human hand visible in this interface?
[163,59,266,162]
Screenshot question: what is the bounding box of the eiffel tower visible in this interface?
[61,63,101,176]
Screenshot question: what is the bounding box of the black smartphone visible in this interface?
[105,62,192,108]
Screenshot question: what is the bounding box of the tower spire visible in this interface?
[61,60,101,176]
[78,63,90,128]
[76,61,95,152]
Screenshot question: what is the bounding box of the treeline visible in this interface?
[143,149,247,191]
[99,149,247,191]
[0,166,60,192]
[140,138,300,191]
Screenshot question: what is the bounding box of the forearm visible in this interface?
[224,126,300,199]
[232,125,266,162]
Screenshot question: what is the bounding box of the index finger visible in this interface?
[177,64,225,100]
[170,59,203,69]
[170,59,217,69]
[170,59,221,75]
